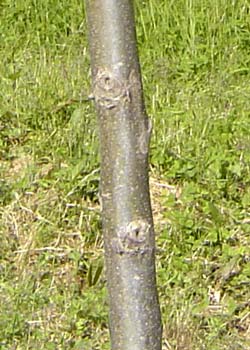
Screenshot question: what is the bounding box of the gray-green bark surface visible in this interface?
[86,1,162,349]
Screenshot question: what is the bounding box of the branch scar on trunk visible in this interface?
[93,68,131,109]
[111,219,151,255]
[139,118,152,155]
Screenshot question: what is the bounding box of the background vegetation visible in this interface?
[0,0,249,349]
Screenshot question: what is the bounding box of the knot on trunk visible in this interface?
[112,219,151,255]
[93,68,130,109]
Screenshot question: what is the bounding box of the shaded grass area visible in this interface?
[0,0,250,349]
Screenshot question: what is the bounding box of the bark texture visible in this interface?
[86,1,162,349]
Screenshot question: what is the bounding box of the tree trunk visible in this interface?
[85,1,162,349]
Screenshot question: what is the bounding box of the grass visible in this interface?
[0,0,250,349]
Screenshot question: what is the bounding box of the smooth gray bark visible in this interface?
[85,1,162,349]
